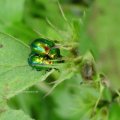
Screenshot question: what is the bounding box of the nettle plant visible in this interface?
[0,2,119,120]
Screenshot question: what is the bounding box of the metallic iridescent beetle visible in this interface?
[31,38,61,59]
[48,47,61,59]
[31,38,55,56]
[28,54,53,71]
[28,38,63,71]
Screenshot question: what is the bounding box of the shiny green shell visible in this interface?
[28,54,53,71]
[31,38,55,56]
[48,47,61,59]
[28,38,63,71]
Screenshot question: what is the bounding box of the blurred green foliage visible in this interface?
[88,0,120,89]
[0,0,120,120]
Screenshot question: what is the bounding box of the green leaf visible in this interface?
[53,84,99,120]
[0,108,34,120]
[0,32,53,103]
[0,0,25,23]
[89,0,120,88]
[1,22,38,45]
[109,103,120,120]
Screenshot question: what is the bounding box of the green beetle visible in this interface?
[48,47,61,59]
[28,38,64,71]
[31,38,55,56]
[28,54,54,71]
